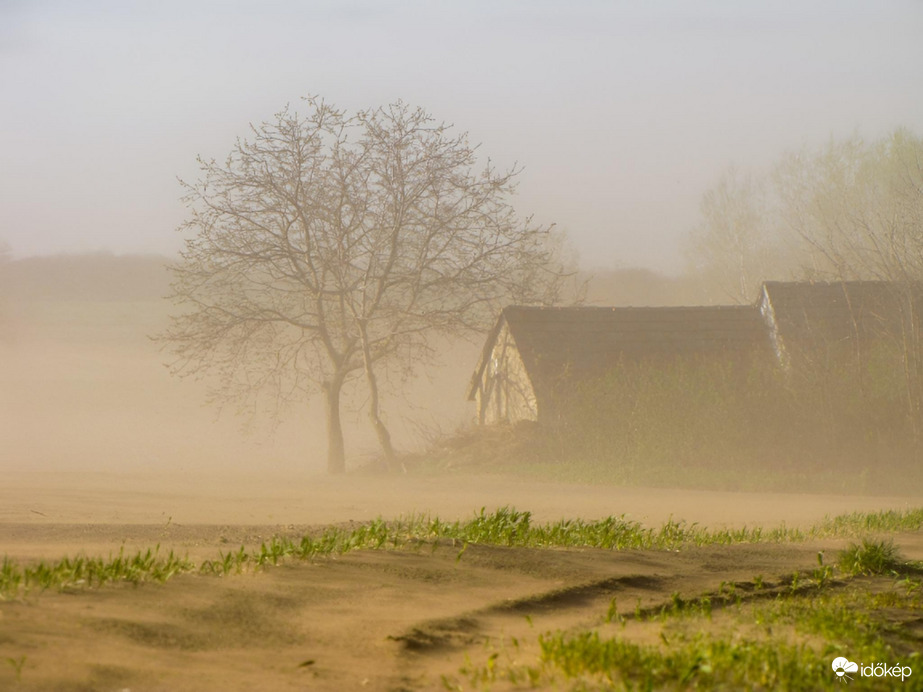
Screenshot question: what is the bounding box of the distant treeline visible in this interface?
[577,267,713,307]
[0,253,172,301]
[0,252,717,307]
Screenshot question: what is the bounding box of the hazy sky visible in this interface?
[2,1,921,272]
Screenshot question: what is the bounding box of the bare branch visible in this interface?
[159,97,566,473]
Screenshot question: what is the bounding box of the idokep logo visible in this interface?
[832,656,912,683]
[832,658,858,682]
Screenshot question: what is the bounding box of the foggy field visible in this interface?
[0,283,475,477]
[3,273,923,690]
[4,1,922,686]
[0,298,322,475]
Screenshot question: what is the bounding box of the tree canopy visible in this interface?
[164,98,563,473]
[686,128,923,301]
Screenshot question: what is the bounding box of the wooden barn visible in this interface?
[468,281,923,426]
[466,305,773,425]
[758,281,923,368]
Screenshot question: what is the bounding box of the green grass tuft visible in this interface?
[838,538,905,576]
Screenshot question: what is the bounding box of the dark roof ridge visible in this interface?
[502,304,756,312]
[762,279,894,286]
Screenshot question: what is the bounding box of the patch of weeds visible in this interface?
[753,573,923,660]
[532,630,831,690]
[838,538,904,576]
[0,547,194,599]
[818,508,923,535]
[460,562,923,690]
[755,590,879,649]
[461,507,533,545]
[4,505,923,600]
[199,546,249,576]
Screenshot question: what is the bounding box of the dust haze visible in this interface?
[0,255,702,481]
[2,2,922,687]
[3,255,923,692]
[0,252,916,501]
[0,253,478,481]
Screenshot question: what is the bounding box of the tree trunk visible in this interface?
[322,377,346,474]
[365,364,400,472]
[357,322,401,472]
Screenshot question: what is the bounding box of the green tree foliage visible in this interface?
[686,167,795,303]
[687,128,923,299]
[776,128,923,282]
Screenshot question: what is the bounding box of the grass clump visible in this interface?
[0,546,193,599]
[838,538,905,576]
[818,508,923,534]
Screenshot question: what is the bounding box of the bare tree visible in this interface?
[685,167,796,303]
[775,129,923,282]
[687,130,923,302]
[163,98,562,473]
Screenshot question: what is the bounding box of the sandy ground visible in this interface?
[2,472,923,691]
[2,469,921,561]
[6,469,922,528]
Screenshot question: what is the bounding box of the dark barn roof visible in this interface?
[469,282,923,420]
[468,305,772,401]
[761,281,922,353]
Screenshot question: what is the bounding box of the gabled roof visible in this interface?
[760,281,921,351]
[469,282,923,406]
[467,305,771,400]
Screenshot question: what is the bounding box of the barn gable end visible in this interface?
[467,317,538,425]
[759,281,923,368]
